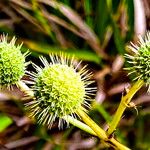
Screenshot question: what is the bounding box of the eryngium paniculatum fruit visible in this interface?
[0,35,28,88]
[125,32,150,92]
[26,55,96,128]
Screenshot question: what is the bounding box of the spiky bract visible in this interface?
[26,54,95,128]
[125,32,150,92]
[0,35,28,89]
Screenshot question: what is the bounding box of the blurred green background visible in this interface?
[0,0,150,149]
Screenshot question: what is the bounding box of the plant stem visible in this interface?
[77,107,107,139]
[77,108,130,150]
[107,80,144,136]
[63,115,97,136]
[17,81,131,149]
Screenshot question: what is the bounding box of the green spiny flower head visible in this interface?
[0,35,28,89]
[125,32,150,92]
[26,54,95,128]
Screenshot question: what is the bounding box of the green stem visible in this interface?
[17,81,130,149]
[77,108,130,150]
[63,115,97,136]
[77,108,107,139]
[107,80,144,136]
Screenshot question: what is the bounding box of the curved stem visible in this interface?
[77,108,107,139]
[17,81,131,149]
[77,108,130,150]
[63,115,96,136]
[107,80,144,136]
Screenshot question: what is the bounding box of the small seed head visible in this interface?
[0,35,28,89]
[26,54,95,128]
[125,32,150,92]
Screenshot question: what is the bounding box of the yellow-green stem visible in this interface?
[77,108,130,150]
[63,115,97,136]
[77,108,107,139]
[107,80,144,136]
[18,81,130,149]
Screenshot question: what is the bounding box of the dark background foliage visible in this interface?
[0,0,150,149]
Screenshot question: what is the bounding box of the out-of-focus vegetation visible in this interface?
[0,0,150,149]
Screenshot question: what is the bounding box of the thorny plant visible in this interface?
[0,32,150,150]
[26,55,95,129]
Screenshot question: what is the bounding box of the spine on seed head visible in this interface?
[0,35,29,89]
[26,54,96,128]
[124,31,150,92]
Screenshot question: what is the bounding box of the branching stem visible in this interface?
[77,108,130,150]
[18,80,132,150]
[63,115,97,136]
[107,80,144,136]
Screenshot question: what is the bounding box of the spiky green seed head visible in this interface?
[26,54,95,128]
[125,32,150,92]
[0,35,28,89]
